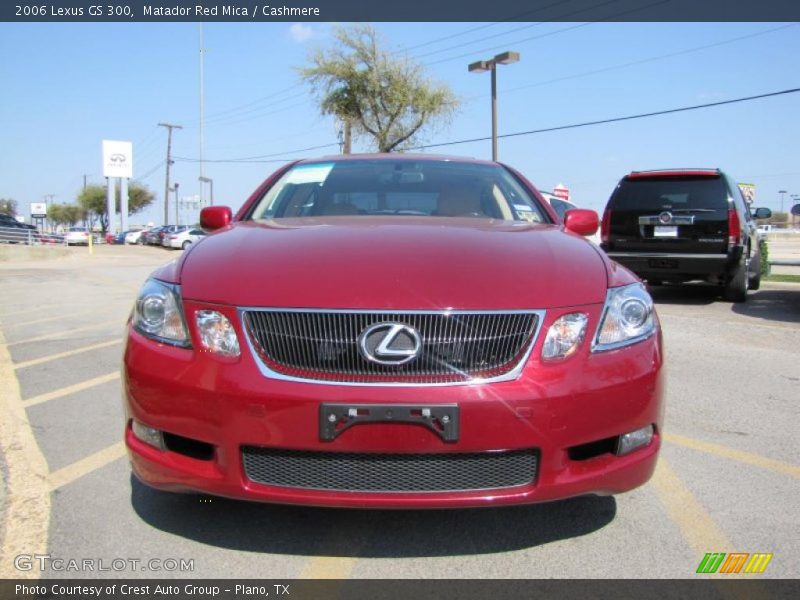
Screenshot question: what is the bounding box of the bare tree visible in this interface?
[300,25,459,153]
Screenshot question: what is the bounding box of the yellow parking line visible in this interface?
[15,339,122,370]
[0,330,51,579]
[24,372,120,408]
[0,301,88,319]
[651,457,731,564]
[48,441,127,491]
[7,319,123,346]
[299,555,359,579]
[7,308,100,329]
[664,433,800,479]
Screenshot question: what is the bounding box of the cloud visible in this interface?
[289,24,314,43]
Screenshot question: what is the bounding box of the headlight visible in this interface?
[542,313,588,360]
[196,310,240,357]
[593,283,655,352]
[132,279,190,347]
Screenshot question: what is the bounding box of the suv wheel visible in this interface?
[723,255,749,303]
[748,247,762,291]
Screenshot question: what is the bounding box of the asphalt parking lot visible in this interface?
[1,243,798,580]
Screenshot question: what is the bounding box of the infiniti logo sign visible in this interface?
[359,323,422,365]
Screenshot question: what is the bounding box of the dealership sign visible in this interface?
[553,184,570,201]
[30,202,47,218]
[102,140,133,178]
[738,182,755,204]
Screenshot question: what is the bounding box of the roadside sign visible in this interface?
[738,182,755,204]
[553,184,570,201]
[30,202,47,218]
[102,140,133,178]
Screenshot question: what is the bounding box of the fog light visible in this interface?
[617,425,654,456]
[196,310,240,357]
[132,420,165,450]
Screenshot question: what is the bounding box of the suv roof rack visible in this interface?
[627,168,721,179]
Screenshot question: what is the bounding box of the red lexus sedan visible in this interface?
[123,154,664,508]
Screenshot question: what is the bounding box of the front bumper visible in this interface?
[123,308,664,509]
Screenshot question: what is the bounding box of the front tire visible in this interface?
[182,241,192,250]
[723,255,749,302]
[748,248,762,290]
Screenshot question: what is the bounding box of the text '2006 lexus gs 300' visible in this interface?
[123,154,664,508]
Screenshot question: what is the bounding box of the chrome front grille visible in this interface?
[242,309,541,384]
[242,447,539,493]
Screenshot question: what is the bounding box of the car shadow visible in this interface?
[647,283,720,306]
[731,288,800,324]
[130,476,616,558]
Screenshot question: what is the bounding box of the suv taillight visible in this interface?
[727,207,741,247]
[601,208,611,244]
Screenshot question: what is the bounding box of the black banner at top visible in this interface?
[3,0,800,22]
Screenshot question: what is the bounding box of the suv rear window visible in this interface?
[612,176,728,211]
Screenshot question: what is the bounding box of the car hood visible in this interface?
[178,218,609,309]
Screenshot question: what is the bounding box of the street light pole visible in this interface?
[199,176,214,206]
[174,182,180,225]
[778,189,787,214]
[468,51,520,162]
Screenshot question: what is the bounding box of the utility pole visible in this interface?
[778,190,787,214]
[83,175,88,190]
[43,194,55,232]
[159,122,182,225]
[199,23,206,206]
[174,183,180,225]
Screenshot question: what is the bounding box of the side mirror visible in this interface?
[752,207,772,219]
[563,209,599,237]
[200,206,233,232]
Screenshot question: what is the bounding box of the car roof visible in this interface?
[626,169,721,179]
[294,153,494,167]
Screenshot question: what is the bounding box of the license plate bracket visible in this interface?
[320,403,459,443]
[653,225,678,238]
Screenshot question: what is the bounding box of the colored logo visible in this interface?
[696,552,773,574]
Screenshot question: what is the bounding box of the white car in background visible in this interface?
[125,229,147,244]
[167,227,207,250]
[540,191,600,245]
[64,226,90,246]
[539,191,577,220]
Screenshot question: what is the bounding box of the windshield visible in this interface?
[248,159,549,223]
[613,176,728,211]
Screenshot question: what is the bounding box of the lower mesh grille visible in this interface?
[241,447,538,493]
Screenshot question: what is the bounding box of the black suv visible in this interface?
[0,212,39,244]
[600,169,771,302]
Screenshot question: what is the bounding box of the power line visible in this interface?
[413,0,620,60]
[425,0,668,67]
[170,88,800,163]
[497,23,798,98]
[174,142,339,164]
[132,160,165,183]
[407,87,800,151]
[398,0,574,53]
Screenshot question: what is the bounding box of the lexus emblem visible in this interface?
[658,211,673,224]
[359,323,422,365]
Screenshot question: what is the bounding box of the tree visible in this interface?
[48,203,85,229]
[0,198,18,216]
[77,182,155,233]
[300,24,459,153]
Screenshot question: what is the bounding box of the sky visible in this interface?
[1,20,799,227]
